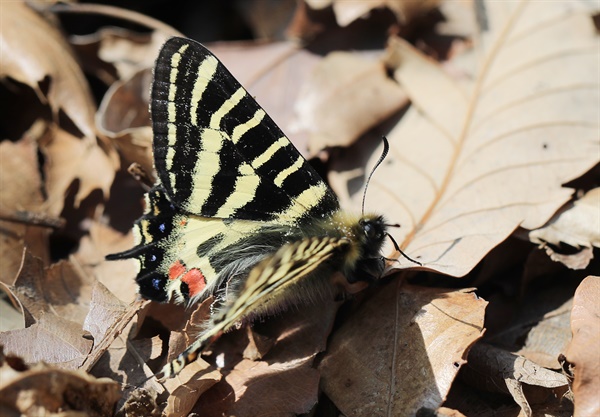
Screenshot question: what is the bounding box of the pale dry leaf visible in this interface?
[305,0,441,26]
[462,343,569,417]
[82,280,128,344]
[97,68,154,177]
[360,1,599,277]
[0,313,93,370]
[0,138,49,284]
[10,250,92,325]
[564,276,600,417]
[320,282,487,416]
[163,360,221,417]
[73,221,138,303]
[42,127,117,214]
[543,245,595,270]
[72,29,171,82]
[529,188,600,249]
[294,51,408,153]
[0,2,96,139]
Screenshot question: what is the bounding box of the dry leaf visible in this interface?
[72,29,172,82]
[162,360,221,417]
[356,2,599,277]
[97,68,154,178]
[529,188,600,249]
[294,51,408,152]
[543,245,595,270]
[564,276,600,417]
[305,0,441,27]
[191,302,338,416]
[0,350,121,417]
[73,221,138,304]
[9,250,91,325]
[0,138,49,284]
[461,343,569,417]
[0,313,93,369]
[0,2,96,139]
[320,282,486,416]
[42,127,117,214]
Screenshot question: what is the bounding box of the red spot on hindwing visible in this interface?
[181,268,206,297]
[168,260,186,280]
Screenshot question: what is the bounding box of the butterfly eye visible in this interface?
[363,221,383,241]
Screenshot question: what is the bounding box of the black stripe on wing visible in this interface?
[151,37,338,224]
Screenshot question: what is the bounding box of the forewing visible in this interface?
[152,37,339,224]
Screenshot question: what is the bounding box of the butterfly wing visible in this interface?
[157,236,350,379]
[152,37,339,225]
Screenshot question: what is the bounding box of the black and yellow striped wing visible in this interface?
[157,236,351,378]
[152,37,338,224]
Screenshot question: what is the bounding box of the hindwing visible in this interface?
[157,236,351,378]
[152,37,339,224]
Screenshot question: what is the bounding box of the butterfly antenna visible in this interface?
[362,137,390,215]
[384,229,422,266]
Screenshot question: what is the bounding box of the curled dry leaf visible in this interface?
[462,343,569,417]
[355,2,599,277]
[294,51,408,153]
[564,276,600,417]
[543,245,595,270]
[320,282,486,416]
[305,0,441,27]
[71,29,173,83]
[97,68,154,178]
[0,1,96,139]
[528,188,600,249]
[0,349,120,417]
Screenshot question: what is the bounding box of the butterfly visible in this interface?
[108,36,417,379]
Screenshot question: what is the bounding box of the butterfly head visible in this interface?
[358,215,386,248]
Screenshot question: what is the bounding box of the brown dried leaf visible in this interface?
[462,343,569,417]
[0,2,96,138]
[0,350,120,417]
[191,302,338,416]
[163,360,222,417]
[543,245,595,270]
[0,313,93,369]
[42,128,117,214]
[82,281,128,345]
[71,29,172,83]
[0,136,49,285]
[354,3,599,277]
[74,221,138,304]
[294,51,408,152]
[564,276,600,417]
[320,282,486,416]
[97,68,154,177]
[10,250,91,325]
[529,188,600,249]
[305,0,441,27]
